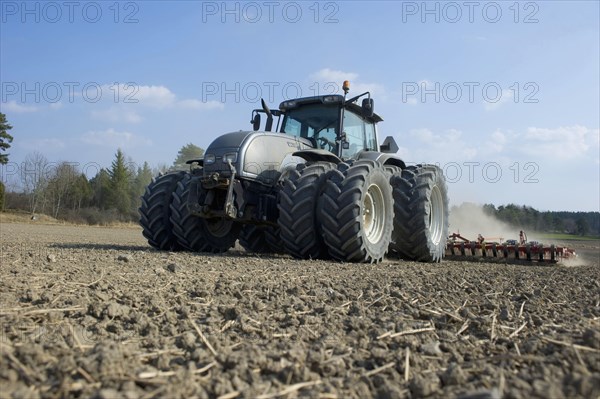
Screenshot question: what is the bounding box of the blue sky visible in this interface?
[1,0,599,211]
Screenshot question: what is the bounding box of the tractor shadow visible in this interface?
[48,243,287,260]
[50,243,151,252]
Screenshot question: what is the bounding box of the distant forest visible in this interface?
[481,203,600,237]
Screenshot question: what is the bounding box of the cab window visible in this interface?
[281,104,339,141]
[342,111,365,158]
[365,121,377,151]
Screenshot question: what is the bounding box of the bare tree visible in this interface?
[46,162,78,218]
[21,152,49,215]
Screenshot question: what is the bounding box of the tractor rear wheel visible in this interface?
[278,161,335,259]
[139,171,186,251]
[319,161,394,263]
[170,173,240,253]
[390,165,449,262]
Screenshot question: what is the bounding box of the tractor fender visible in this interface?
[356,151,406,169]
[292,149,342,164]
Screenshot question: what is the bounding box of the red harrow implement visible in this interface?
[445,232,577,263]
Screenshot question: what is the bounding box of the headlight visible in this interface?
[223,152,238,163]
[204,154,216,165]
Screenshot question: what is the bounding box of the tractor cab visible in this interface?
[250,81,396,160]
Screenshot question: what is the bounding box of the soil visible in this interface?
[1,221,599,398]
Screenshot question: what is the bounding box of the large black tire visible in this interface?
[170,174,240,253]
[390,165,449,262]
[319,160,394,263]
[278,162,335,259]
[239,225,283,254]
[139,171,186,251]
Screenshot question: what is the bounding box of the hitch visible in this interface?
[224,161,237,218]
[189,161,240,219]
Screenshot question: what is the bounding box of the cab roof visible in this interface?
[279,95,383,123]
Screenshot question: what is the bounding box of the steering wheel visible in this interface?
[317,137,336,151]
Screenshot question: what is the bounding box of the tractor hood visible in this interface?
[207,131,252,150]
[203,131,311,185]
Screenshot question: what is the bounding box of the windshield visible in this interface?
[281,104,339,150]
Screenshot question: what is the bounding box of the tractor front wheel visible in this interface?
[170,173,240,253]
[139,171,186,251]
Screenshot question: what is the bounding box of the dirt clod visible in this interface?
[167,263,179,273]
[117,254,132,262]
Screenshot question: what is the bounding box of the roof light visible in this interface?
[342,80,350,94]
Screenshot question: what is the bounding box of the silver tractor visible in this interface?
[140,81,449,263]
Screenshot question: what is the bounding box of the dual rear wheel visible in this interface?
[279,161,449,263]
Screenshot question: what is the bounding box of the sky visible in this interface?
[0,0,599,211]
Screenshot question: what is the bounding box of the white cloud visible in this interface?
[49,102,64,110]
[403,128,478,161]
[81,128,152,148]
[522,125,599,160]
[310,68,359,83]
[91,107,143,124]
[484,89,513,111]
[177,99,224,110]
[1,100,39,113]
[487,129,508,153]
[411,128,436,143]
[100,84,223,112]
[402,125,599,164]
[309,68,386,98]
[134,85,177,108]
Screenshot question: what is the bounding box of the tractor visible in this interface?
[139,81,449,263]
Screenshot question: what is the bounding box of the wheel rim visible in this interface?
[205,218,233,238]
[429,185,444,245]
[363,184,385,244]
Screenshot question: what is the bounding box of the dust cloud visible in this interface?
[448,203,527,243]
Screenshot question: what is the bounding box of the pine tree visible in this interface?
[69,174,93,211]
[173,143,204,170]
[0,113,14,165]
[130,161,154,214]
[90,169,112,209]
[109,149,132,215]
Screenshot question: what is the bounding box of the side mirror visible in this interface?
[362,98,374,117]
[252,114,261,131]
[380,136,399,154]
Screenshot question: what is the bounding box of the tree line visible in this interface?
[1,143,204,224]
[482,203,599,237]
